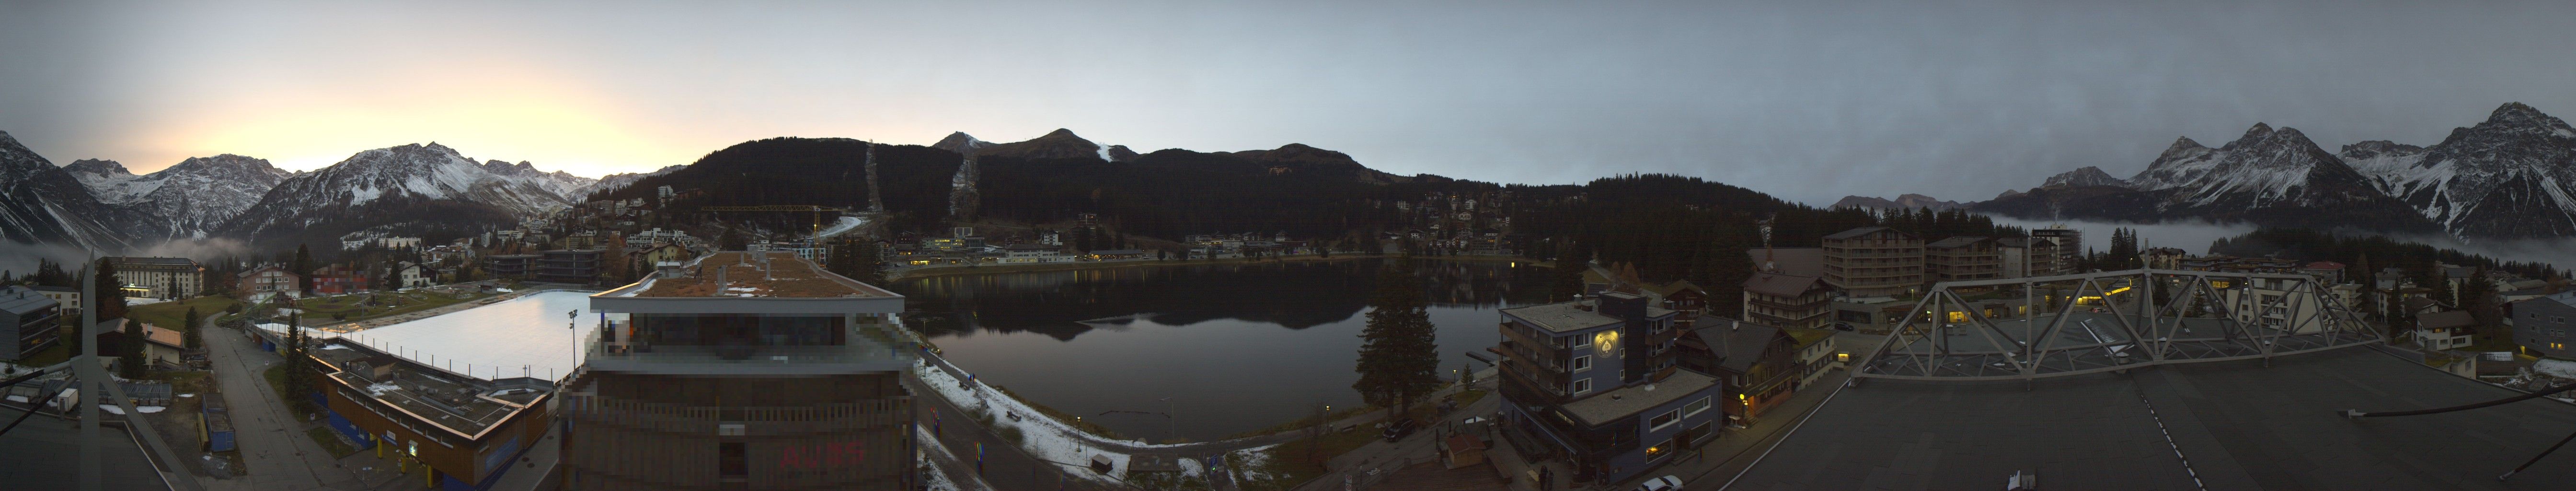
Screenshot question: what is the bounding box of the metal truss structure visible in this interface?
[1854,269,2383,381]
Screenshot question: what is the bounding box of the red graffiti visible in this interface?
[777,442,866,470]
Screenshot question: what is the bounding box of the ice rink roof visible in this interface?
[336,291,596,381]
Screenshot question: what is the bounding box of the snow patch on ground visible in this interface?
[812,215,869,240]
[915,362,1139,483]
[98,405,166,415]
[2535,359,2576,379]
[918,427,976,491]
[1226,443,1281,483]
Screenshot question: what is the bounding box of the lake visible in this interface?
[891,258,1555,442]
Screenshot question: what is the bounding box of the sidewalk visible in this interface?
[1288,368,1502,491]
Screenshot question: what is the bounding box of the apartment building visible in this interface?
[1923,236,2001,283]
[1495,293,1720,484]
[1820,227,1923,298]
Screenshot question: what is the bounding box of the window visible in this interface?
[1572,355,1592,373]
[1573,334,1591,349]
[1648,409,1681,431]
[1572,378,1593,395]
[1684,397,1712,417]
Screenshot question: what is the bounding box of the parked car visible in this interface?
[1380,419,1419,442]
[1634,475,1683,491]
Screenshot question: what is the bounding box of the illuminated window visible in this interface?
[1645,445,1666,458]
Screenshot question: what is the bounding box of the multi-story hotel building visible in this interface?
[106,257,202,300]
[563,251,916,491]
[1819,227,1922,298]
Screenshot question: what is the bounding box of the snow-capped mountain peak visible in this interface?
[2351,102,2576,237]
[217,143,592,245]
[2041,166,2129,188]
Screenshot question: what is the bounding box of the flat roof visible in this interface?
[330,290,593,381]
[626,252,894,298]
[1559,370,1718,427]
[312,340,549,440]
[1502,302,1624,334]
[1725,347,2576,490]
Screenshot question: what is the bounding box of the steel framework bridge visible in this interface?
[1852,268,2384,381]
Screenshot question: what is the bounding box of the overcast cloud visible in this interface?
[4,0,2573,205]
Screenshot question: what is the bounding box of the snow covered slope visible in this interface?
[66,154,293,240]
[2348,103,2576,238]
[0,131,134,249]
[219,142,588,246]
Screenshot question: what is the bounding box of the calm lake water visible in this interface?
[892,258,1554,442]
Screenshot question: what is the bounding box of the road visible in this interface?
[200,321,368,491]
[907,373,1109,491]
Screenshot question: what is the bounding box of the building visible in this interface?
[2221,276,2338,334]
[2413,311,2477,350]
[1923,236,2001,283]
[1782,327,1841,388]
[394,261,437,289]
[1000,244,1062,264]
[1740,272,1831,330]
[1997,237,2064,278]
[2030,226,2082,269]
[310,264,370,295]
[106,256,203,300]
[29,285,80,313]
[565,252,917,490]
[98,321,189,368]
[1088,249,1147,260]
[1494,293,1721,484]
[1820,227,1923,298]
[303,338,556,491]
[629,243,694,271]
[0,286,62,362]
[2301,261,2348,284]
[537,249,605,284]
[1681,319,1795,425]
[484,255,537,280]
[379,236,424,249]
[238,265,300,299]
[2143,246,2188,270]
[2512,291,2576,358]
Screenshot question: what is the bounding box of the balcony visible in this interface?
[585,323,917,374]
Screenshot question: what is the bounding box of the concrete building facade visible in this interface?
[564,252,917,490]
[107,256,203,300]
[1820,227,1922,298]
[1494,293,1721,484]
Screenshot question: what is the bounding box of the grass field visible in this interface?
[127,296,242,331]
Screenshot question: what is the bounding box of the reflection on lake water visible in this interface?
[891,258,1553,441]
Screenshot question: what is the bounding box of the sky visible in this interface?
[5,0,2575,206]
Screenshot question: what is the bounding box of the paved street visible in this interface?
[200,321,369,491]
[907,373,1110,491]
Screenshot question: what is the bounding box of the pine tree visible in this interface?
[183,307,203,349]
[92,258,127,321]
[292,244,313,294]
[284,313,310,415]
[1352,265,1442,421]
[118,319,146,378]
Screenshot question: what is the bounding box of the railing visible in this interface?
[584,326,916,371]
